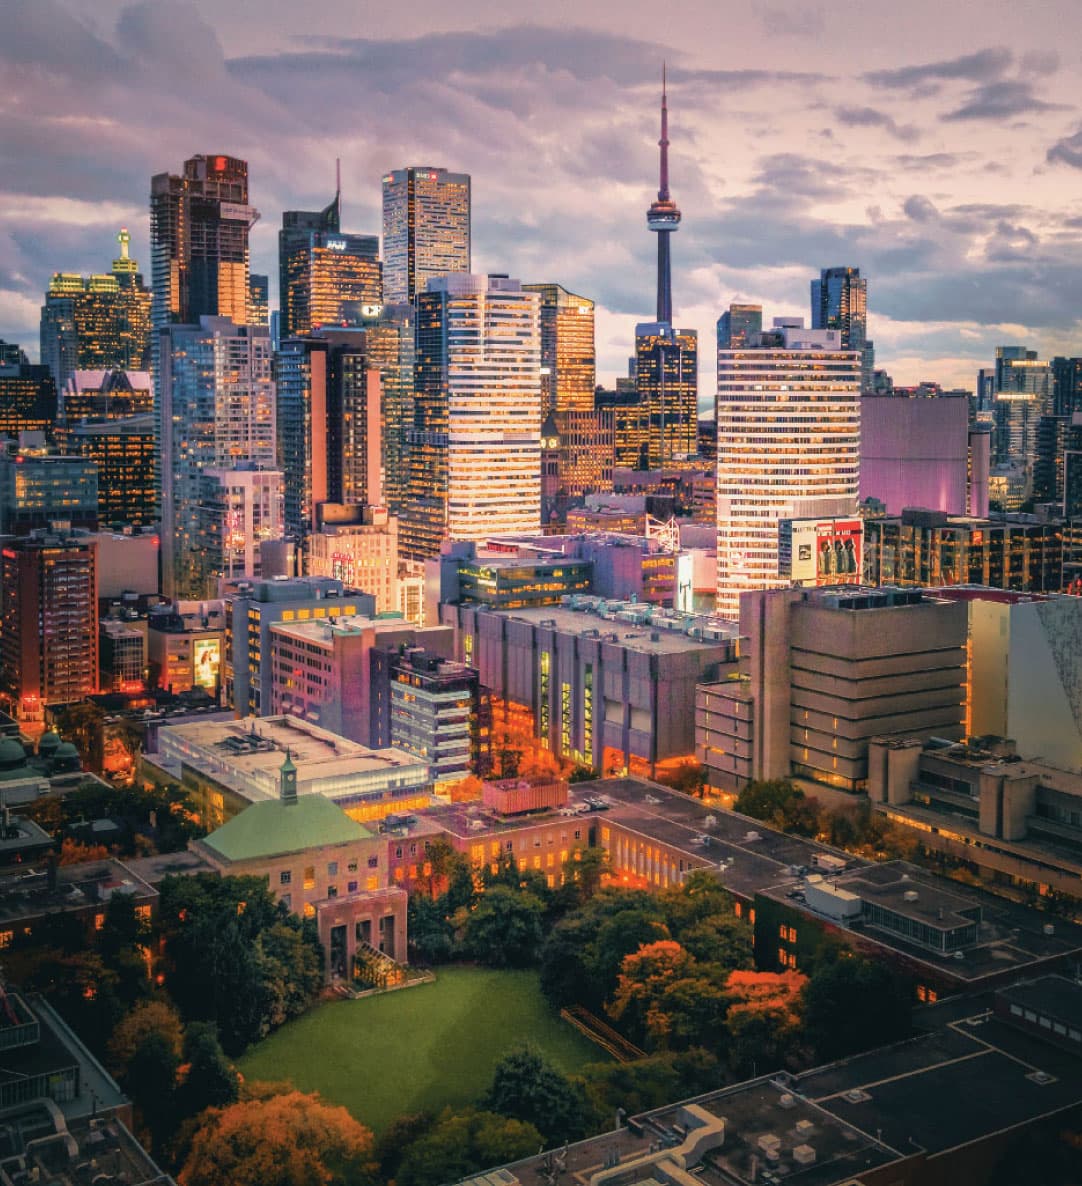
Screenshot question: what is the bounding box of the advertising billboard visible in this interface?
[781,518,863,586]
[193,638,221,690]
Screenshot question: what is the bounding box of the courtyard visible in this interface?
[237,966,608,1132]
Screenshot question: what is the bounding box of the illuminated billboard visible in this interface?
[780,518,863,586]
[193,639,221,690]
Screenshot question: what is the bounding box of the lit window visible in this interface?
[303,903,315,918]
[366,876,378,891]
[303,866,315,890]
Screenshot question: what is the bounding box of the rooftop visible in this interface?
[0,859,156,927]
[197,794,372,863]
[154,716,428,803]
[997,975,1082,1024]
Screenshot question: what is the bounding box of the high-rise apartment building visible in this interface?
[150,155,259,390]
[1052,356,1082,417]
[39,230,152,389]
[381,167,471,304]
[278,187,381,339]
[811,266,872,390]
[275,329,382,541]
[159,317,276,598]
[0,529,99,724]
[716,320,861,618]
[521,284,595,415]
[403,274,541,559]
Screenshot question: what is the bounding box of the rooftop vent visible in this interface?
[903,890,919,902]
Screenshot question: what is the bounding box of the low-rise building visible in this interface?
[441,598,737,778]
[869,734,1082,902]
[146,600,226,696]
[192,754,406,982]
[143,714,431,830]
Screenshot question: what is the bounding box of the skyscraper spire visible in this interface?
[646,66,681,324]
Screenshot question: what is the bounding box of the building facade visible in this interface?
[633,323,698,468]
[811,265,872,389]
[159,317,276,599]
[521,284,595,414]
[0,530,99,723]
[381,166,471,305]
[716,321,861,618]
[403,275,541,558]
[306,504,399,615]
[0,356,57,442]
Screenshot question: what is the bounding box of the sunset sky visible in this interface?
[4,0,1082,392]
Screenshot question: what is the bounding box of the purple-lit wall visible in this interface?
[860,394,969,514]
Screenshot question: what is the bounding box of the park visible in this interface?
[237,966,608,1132]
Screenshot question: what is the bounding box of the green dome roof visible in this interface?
[37,731,60,753]
[53,742,80,761]
[0,739,26,768]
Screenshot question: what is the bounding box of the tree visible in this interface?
[374,1112,436,1184]
[581,1047,722,1122]
[483,1046,588,1145]
[460,886,546,968]
[653,760,706,797]
[107,999,184,1076]
[396,1109,543,1186]
[176,1023,240,1120]
[407,893,455,964]
[724,969,808,1073]
[735,780,804,824]
[803,956,912,1061]
[256,921,323,1032]
[561,846,611,906]
[607,940,699,1048]
[127,1031,180,1151]
[679,917,753,970]
[58,837,112,865]
[178,1091,378,1186]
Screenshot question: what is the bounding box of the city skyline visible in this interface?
[3,1,1082,392]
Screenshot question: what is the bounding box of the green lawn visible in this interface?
[237,966,607,1133]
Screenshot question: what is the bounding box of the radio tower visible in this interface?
[646,64,681,324]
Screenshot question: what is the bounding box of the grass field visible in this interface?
[237,966,607,1133]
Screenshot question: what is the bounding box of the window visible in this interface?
[303,903,315,918]
[328,862,338,877]
[94,913,105,931]
[348,881,358,893]
[328,885,338,899]
[348,861,358,873]
[0,931,12,950]
[779,924,788,940]
[280,871,292,886]
[368,856,379,868]
[366,876,378,891]
[788,927,798,943]
[778,947,787,966]
[1010,1004,1023,1017]
[304,866,315,890]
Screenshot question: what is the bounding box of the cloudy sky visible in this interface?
[4,0,1082,392]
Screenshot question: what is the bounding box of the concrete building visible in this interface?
[696,586,968,796]
[268,614,454,744]
[192,754,407,982]
[716,320,861,618]
[91,528,160,599]
[200,465,285,586]
[403,274,541,558]
[869,734,1082,902]
[440,599,737,777]
[934,588,1082,771]
[145,714,431,831]
[863,509,1068,593]
[147,600,226,695]
[306,504,399,614]
[859,390,971,515]
[221,575,366,717]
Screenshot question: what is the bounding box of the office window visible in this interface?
[280,870,292,886]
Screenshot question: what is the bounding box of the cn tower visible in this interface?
[646,64,681,324]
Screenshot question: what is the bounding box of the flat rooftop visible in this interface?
[483,604,737,655]
[998,975,1082,1024]
[270,614,415,643]
[838,863,979,929]
[762,860,1082,983]
[155,716,428,802]
[0,859,156,927]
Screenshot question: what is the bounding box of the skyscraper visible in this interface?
[716,320,861,618]
[381,167,471,305]
[275,329,383,541]
[278,179,381,339]
[150,155,259,381]
[991,346,1054,497]
[365,304,415,516]
[0,352,57,442]
[630,70,697,468]
[39,229,152,388]
[521,284,595,415]
[402,274,541,559]
[248,273,269,327]
[159,317,277,598]
[811,266,872,390]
